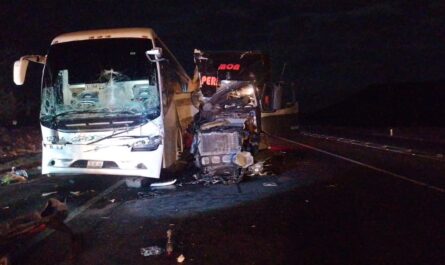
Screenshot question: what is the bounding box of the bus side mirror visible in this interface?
[13,55,46,85]
[146,48,164,62]
[13,58,29,85]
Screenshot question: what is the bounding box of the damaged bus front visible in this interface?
[190,50,270,183]
[13,28,188,179]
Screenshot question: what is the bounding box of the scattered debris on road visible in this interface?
[150,179,177,188]
[0,198,70,242]
[70,191,82,196]
[41,191,58,197]
[247,161,265,176]
[263,182,278,187]
[177,254,185,263]
[125,177,143,188]
[166,228,174,256]
[140,246,164,257]
[1,167,28,186]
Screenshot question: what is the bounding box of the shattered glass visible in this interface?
[40,38,160,123]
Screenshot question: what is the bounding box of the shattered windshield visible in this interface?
[41,38,160,122]
[210,81,258,110]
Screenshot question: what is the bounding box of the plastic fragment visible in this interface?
[140,246,164,256]
[177,254,185,263]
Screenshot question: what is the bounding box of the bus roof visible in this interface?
[51,28,157,45]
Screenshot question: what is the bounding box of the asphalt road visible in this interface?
[1,131,445,265]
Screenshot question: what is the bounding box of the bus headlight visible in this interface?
[131,135,162,152]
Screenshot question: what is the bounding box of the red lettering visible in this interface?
[201,76,207,86]
[211,77,217,86]
[218,63,240,71]
[200,75,219,87]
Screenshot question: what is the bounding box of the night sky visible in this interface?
[1,0,445,121]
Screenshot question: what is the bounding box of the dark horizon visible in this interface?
[1,0,445,124]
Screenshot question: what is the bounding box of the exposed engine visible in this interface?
[190,50,269,183]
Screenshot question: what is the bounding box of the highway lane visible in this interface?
[3,132,445,264]
[276,131,445,192]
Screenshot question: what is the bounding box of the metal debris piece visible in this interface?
[41,191,58,197]
[262,182,278,187]
[184,175,223,186]
[177,254,185,263]
[70,191,81,196]
[166,229,173,255]
[150,179,177,188]
[247,161,265,176]
[140,246,164,257]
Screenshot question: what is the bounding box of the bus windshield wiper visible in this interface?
[87,127,132,145]
[53,109,104,118]
[87,117,161,145]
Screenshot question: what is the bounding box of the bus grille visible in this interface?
[198,132,241,156]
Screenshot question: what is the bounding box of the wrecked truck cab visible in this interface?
[190,50,270,183]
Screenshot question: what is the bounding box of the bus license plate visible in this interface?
[87,160,103,168]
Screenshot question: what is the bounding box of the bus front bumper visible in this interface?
[41,142,164,178]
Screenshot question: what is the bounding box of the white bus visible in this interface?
[13,28,189,180]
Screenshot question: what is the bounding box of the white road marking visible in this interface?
[301,131,443,162]
[24,179,125,248]
[271,134,445,193]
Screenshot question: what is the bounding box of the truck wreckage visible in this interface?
[189,50,271,183]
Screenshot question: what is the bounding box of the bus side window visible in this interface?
[155,39,182,111]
